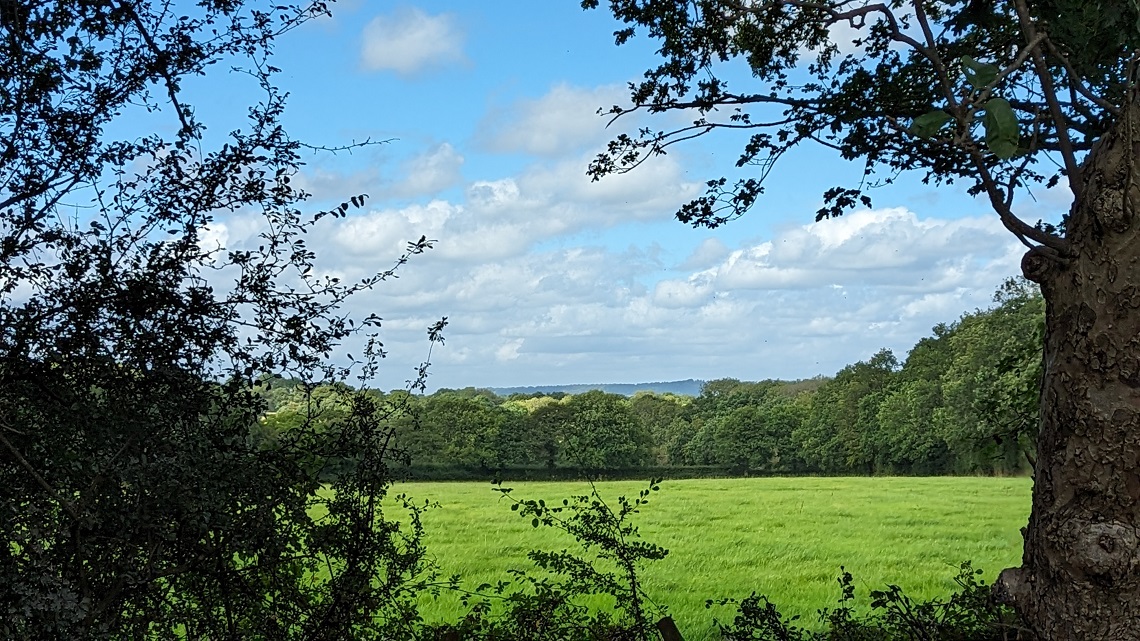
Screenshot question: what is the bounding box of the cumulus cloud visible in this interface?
[293,143,462,205]
[514,153,700,223]
[495,339,524,362]
[198,223,229,255]
[360,8,465,75]
[312,150,699,276]
[389,143,464,197]
[653,275,714,309]
[466,179,522,210]
[259,157,1025,390]
[331,200,458,259]
[678,237,730,270]
[656,208,1015,297]
[292,166,382,204]
[477,83,626,156]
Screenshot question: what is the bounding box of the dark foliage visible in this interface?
[0,1,443,638]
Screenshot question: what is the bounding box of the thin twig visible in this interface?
[0,429,81,521]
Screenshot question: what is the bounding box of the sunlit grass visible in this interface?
[396,476,1031,641]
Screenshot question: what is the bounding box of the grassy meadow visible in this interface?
[395,476,1031,640]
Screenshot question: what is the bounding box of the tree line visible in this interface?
[259,279,1043,478]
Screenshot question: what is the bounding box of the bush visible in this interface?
[713,563,1028,641]
[419,479,670,641]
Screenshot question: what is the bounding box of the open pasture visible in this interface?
[398,476,1031,640]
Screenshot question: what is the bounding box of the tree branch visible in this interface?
[119,1,194,137]
[968,147,1068,252]
[606,91,820,126]
[0,428,81,521]
[975,32,1047,105]
[1040,36,1123,118]
[726,0,928,51]
[911,0,962,116]
[1011,0,1084,201]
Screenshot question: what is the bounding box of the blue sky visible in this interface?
[193,2,1064,391]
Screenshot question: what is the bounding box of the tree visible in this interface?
[876,328,956,474]
[584,0,1139,636]
[687,378,807,471]
[421,392,505,469]
[630,391,691,464]
[0,2,443,638]
[705,398,806,473]
[874,378,949,473]
[519,397,576,468]
[562,391,654,469]
[795,348,897,473]
[488,402,535,467]
[935,279,1044,473]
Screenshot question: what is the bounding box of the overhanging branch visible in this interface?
[1011,0,1084,200]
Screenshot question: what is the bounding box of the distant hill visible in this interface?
[490,379,705,398]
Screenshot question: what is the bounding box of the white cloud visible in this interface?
[390,143,464,197]
[198,223,228,255]
[514,153,700,223]
[294,143,462,204]
[257,157,1025,390]
[299,143,700,281]
[653,275,713,309]
[360,8,465,75]
[466,179,522,210]
[656,208,1014,296]
[332,199,458,259]
[292,166,382,203]
[317,152,700,273]
[495,339,524,362]
[679,237,730,270]
[477,83,625,156]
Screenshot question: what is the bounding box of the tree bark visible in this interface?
[997,98,1140,638]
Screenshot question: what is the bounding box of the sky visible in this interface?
[188,1,1068,391]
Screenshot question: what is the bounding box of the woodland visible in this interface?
[261,279,1043,479]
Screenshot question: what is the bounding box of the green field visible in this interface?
[396,476,1031,640]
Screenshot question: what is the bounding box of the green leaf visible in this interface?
[982,98,1019,159]
[961,56,998,90]
[909,110,953,138]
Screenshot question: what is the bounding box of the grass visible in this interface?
[394,476,1031,641]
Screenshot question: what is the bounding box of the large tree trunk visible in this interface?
[997,99,1140,638]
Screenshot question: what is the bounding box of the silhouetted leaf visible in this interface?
[910,110,953,138]
[961,56,999,90]
[983,98,1019,158]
